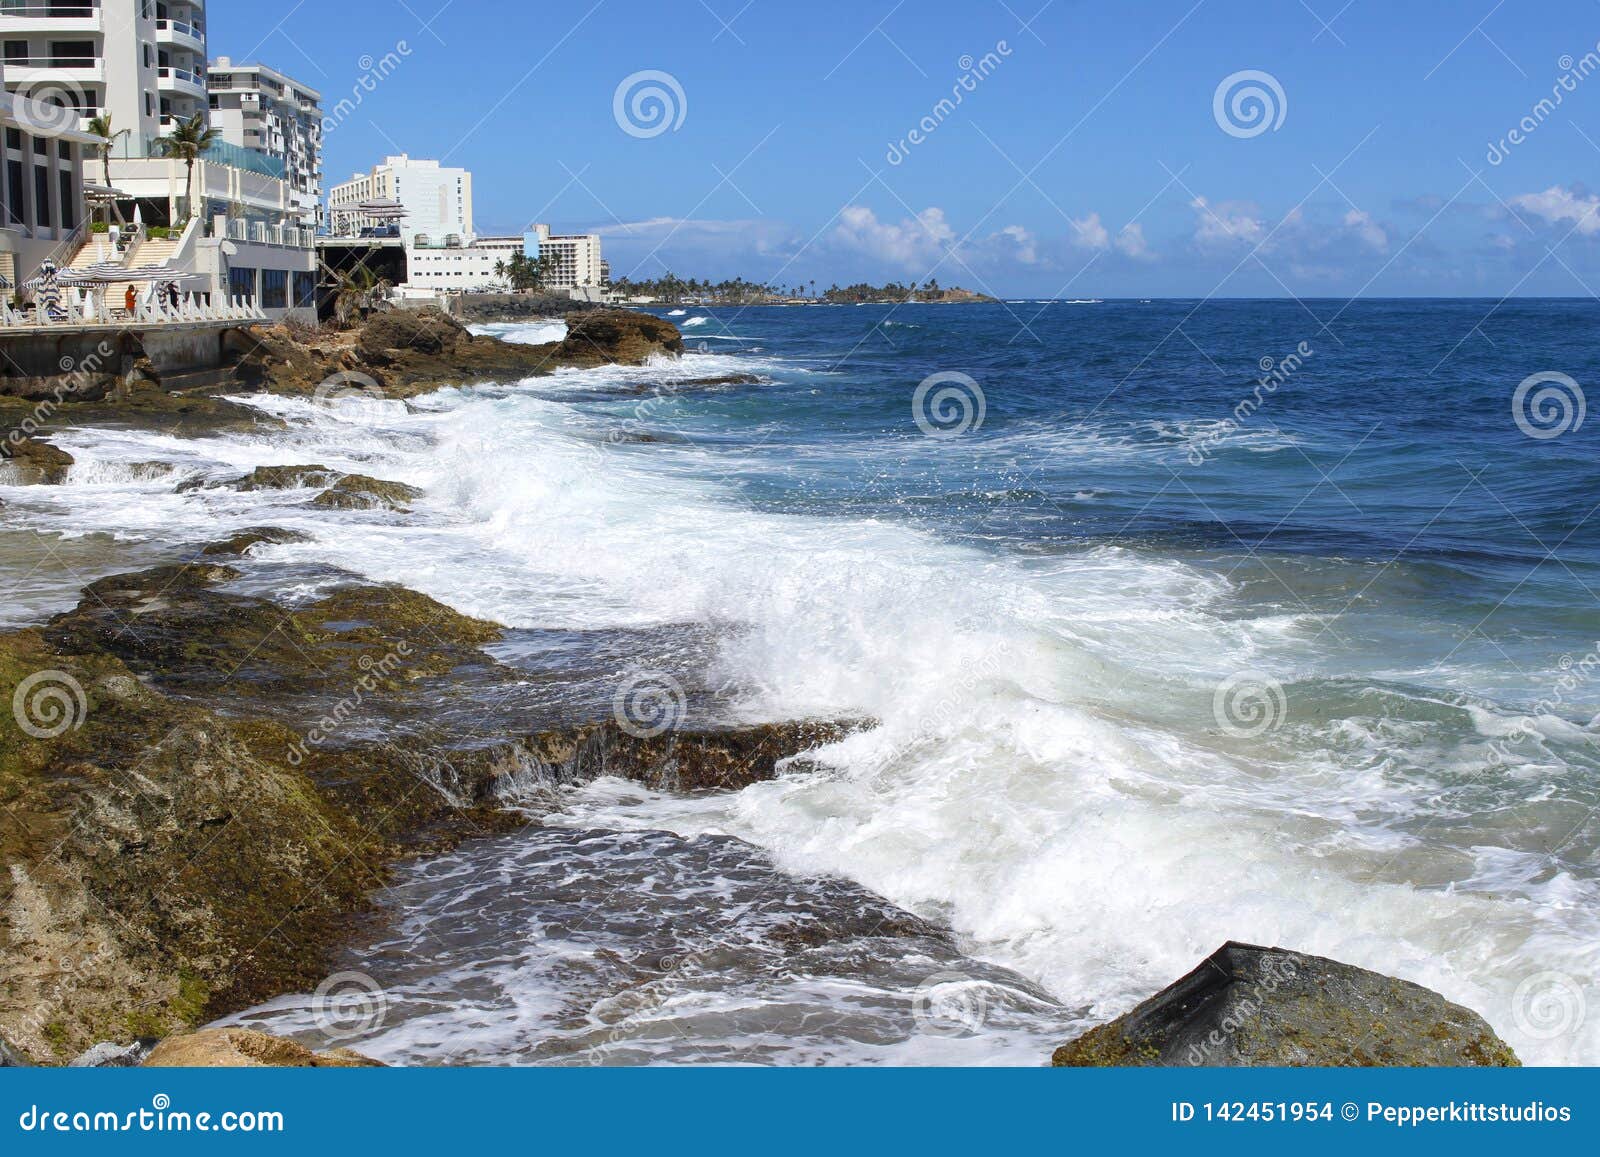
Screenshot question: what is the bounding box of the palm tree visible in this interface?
[85,114,127,193]
[331,264,389,328]
[156,113,220,224]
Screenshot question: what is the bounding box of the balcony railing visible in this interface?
[157,65,206,91]
[2,56,97,69]
[0,5,99,16]
[111,134,286,180]
[155,18,205,40]
[1,293,267,330]
[222,217,314,249]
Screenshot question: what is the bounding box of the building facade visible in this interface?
[328,154,472,242]
[0,0,209,144]
[206,57,321,227]
[0,59,92,288]
[530,223,604,291]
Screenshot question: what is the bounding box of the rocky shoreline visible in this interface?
[0,309,1523,1068]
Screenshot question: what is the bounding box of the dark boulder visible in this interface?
[1051,941,1519,1067]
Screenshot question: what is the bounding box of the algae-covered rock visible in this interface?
[0,626,387,1063]
[199,526,312,557]
[0,436,74,484]
[1051,941,1519,1068]
[310,474,422,511]
[143,1028,382,1067]
[517,718,865,794]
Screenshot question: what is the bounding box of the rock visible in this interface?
[68,1040,154,1067]
[516,718,865,794]
[356,308,466,360]
[1051,941,1519,1068]
[143,1028,382,1068]
[554,310,684,367]
[0,436,74,484]
[199,526,312,557]
[449,292,600,322]
[1,1035,30,1066]
[235,465,344,491]
[310,474,423,511]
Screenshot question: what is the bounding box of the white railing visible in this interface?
[0,293,267,329]
[223,217,315,249]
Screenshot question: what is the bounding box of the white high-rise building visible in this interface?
[0,0,209,143]
[327,154,472,242]
[206,57,321,226]
[530,223,603,290]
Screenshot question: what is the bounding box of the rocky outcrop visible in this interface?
[143,1028,381,1068]
[310,474,423,512]
[449,292,600,323]
[519,719,863,794]
[1051,942,1519,1067]
[0,436,74,484]
[551,309,683,367]
[199,527,311,557]
[0,557,860,1063]
[231,307,682,399]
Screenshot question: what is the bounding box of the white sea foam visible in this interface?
[13,343,1600,1066]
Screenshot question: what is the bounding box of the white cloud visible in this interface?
[1190,196,1267,249]
[1343,208,1388,252]
[1116,222,1153,260]
[1069,212,1111,250]
[831,205,955,268]
[995,224,1039,264]
[1509,185,1600,236]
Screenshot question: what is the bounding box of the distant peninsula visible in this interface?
[609,275,997,305]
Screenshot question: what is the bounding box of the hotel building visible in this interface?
[0,0,209,141]
[0,58,93,288]
[328,154,472,242]
[206,57,321,226]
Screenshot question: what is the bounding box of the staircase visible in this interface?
[67,234,120,270]
[126,234,182,268]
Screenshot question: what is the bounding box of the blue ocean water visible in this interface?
[11,299,1597,1064]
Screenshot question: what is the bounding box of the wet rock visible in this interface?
[516,718,866,794]
[143,1028,382,1068]
[554,310,684,367]
[177,464,341,494]
[310,474,423,512]
[68,1040,155,1067]
[1,1035,30,1066]
[0,436,74,484]
[1051,941,1519,1067]
[199,526,312,557]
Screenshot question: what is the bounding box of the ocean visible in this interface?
[3,299,1596,1064]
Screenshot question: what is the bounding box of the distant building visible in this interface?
[328,154,471,242]
[530,223,603,292]
[207,58,322,227]
[399,225,605,297]
[0,0,209,141]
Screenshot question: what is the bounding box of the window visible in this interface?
[4,160,21,226]
[58,167,73,231]
[4,41,27,63]
[228,266,257,300]
[5,128,20,151]
[261,268,287,309]
[293,271,316,308]
[33,165,50,228]
[57,140,70,160]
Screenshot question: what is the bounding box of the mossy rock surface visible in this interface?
[1051,942,1519,1068]
[309,474,423,511]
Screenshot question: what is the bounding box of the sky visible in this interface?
[210,0,1600,297]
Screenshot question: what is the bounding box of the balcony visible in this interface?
[155,18,206,54]
[157,66,207,100]
[0,5,103,34]
[2,57,106,86]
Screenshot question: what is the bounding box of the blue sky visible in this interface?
[213,0,1600,296]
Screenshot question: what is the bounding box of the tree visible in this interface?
[497,251,554,292]
[85,114,127,195]
[156,113,220,224]
[331,264,389,328]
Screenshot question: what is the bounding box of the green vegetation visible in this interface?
[492,251,557,292]
[155,113,221,223]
